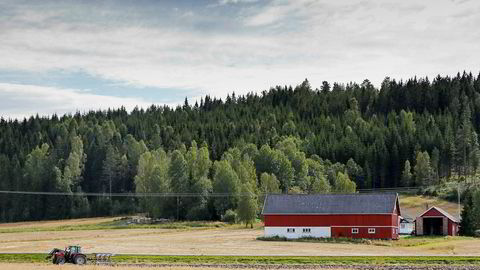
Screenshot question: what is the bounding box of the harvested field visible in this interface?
[0,194,476,257]
[0,227,479,256]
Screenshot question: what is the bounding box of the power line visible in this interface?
[0,190,249,197]
[0,186,421,197]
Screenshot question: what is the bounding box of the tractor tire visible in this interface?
[56,257,65,265]
[74,255,87,265]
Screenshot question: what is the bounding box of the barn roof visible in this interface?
[262,193,399,215]
[419,206,459,223]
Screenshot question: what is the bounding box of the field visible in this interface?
[0,194,478,269]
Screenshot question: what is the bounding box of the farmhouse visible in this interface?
[399,215,415,235]
[415,206,459,236]
[262,193,400,239]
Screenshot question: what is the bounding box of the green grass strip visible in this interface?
[2,254,480,265]
[0,221,228,234]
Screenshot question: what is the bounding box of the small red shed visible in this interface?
[262,193,400,240]
[415,206,459,236]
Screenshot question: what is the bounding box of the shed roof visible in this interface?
[419,206,459,223]
[262,193,399,215]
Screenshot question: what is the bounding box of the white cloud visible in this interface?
[219,0,259,5]
[243,0,314,26]
[0,0,480,119]
[0,83,157,120]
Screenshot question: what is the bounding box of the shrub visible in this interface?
[221,209,237,224]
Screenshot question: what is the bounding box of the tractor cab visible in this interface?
[66,245,82,254]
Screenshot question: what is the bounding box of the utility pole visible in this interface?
[176,196,179,221]
[458,183,461,220]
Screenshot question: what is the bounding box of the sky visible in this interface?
[0,0,479,119]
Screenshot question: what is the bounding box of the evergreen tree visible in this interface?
[401,160,413,187]
[414,151,432,186]
[459,190,479,236]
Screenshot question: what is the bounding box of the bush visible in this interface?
[221,209,237,224]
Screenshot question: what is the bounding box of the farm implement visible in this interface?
[46,245,113,265]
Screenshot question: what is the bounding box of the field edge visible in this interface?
[2,254,480,265]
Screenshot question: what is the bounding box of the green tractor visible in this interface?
[47,245,87,265]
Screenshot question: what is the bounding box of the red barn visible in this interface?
[262,193,400,239]
[415,206,459,236]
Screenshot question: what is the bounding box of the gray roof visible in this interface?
[262,193,398,215]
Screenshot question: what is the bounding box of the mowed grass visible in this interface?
[258,235,477,248]
[0,220,234,234]
[2,254,480,265]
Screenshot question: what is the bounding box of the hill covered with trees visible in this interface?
[1,72,480,222]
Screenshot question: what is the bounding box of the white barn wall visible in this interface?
[264,226,331,239]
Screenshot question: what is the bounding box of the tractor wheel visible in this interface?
[56,257,66,265]
[74,255,87,265]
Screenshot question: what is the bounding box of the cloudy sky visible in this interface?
[1,0,479,119]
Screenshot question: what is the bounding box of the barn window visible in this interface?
[303,228,311,233]
[351,228,359,234]
[401,224,405,228]
[368,228,376,234]
[287,228,295,233]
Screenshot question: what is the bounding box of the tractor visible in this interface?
[47,245,87,265]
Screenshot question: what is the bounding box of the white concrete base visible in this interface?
[264,226,331,239]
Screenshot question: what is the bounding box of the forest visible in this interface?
[1,71,480,222]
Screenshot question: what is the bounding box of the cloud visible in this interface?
[0,83,156,120]
[218,0,259,5]
[242,0,314,27]
[0,0,480,119]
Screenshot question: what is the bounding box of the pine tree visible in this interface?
[401,160,413,187]
[460,191,476,236]
[414,151,432,186]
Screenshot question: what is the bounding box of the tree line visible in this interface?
[1,71,480,222]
